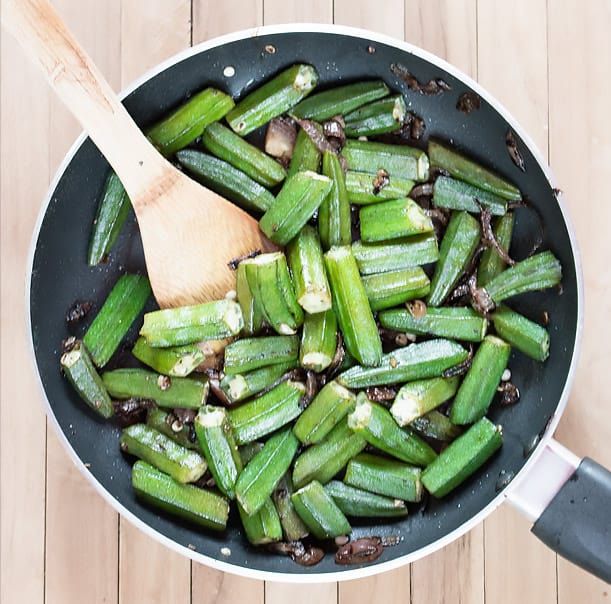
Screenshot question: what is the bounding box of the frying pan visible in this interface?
[26,24,611,582]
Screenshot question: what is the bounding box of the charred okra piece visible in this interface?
[344,94,407,137]
[324,480,408,518]
[272,472,309,541]
[236,261,264,336]
[345,170,415,205]
[132,461,229,531]
[421,417,503,497]
[60,340,114,418]
[492,304,550,362]
[428,139,521,201]
[362,267,430,311]
[226,64,319,136]
[194,406,243,499]
[146,408,198,450]
[299,309,338,372]
[433,175,508,216]
[410,410,463,442]
[478,212,515,286]
[287,126,322,177]
[132,337,205,377]
[238,498,283,545]
[359,198,434,242]
[83,273,151,367]
[319,151,352,250]
[427,211,481,307]
[259,171,333,246]
[450,335,511,425]
[223,334,300,375]
[147,87,234,156]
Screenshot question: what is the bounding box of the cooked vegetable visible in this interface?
[287,126,322,176]
[478,212,515,286]
[344,94,407,137]
[324,480,408,518]
[359,198,434,242]
[299,309,338,372]
[238,498,283,545]
[272,472,309,541]
[146,408,198,450]
[345,170,415,205]
[410,410,463,442]
[132,337,204,377]
[433,175,507,216]
[223,335,300,375]
[236,261,264,336]
[319,151,352,250]
[362,267,430,311]
[492,304,550,361]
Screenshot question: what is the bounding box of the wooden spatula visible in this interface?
[2,0,276,308]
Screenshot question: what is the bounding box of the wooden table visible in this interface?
[1,1,610,602]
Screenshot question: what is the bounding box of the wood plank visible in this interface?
[339,568,409,604]
[265,583,337,604]
[334,0,404,39]
[192,567,264,604]
[263,0,332,24]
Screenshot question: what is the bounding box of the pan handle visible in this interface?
[507,438,611,584]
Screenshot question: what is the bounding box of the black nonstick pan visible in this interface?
[26,24,611,582]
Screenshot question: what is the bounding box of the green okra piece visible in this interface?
[259,171,333,246]
[410,410,463,442]
[344,94,407,137]
[272,472,309,541]
[291,79,390,121]
[147,87,234,156]
[478,212,515,287]
[299,309,338,372]
[228,380,305,445]
[345,170,415,205]
[433,175,508,216]
[292,419,367,489]
[492,304,550,362]
[83,273,151,367]
[177,150,275,213]
[236,261,264,336]
[378,306,488,342]
[146,408,198,450]
[239,441,265,465]
[102,368,209,409]
[362,267,430,312]
[352,233,439,275]
[324,480,408,518]
[360,197,434,242]
[238,498,283,545]
[223,334,300,375]
[140,300,243,348]
[390,376,460,427]
[319,151,352,250]
[194,405,243,499]
[343,139,429,182]
[287,126,322,177]
[291,480,351,539]
[450,335,511,425]
[88,170,131,266]
[428,139,521,201]
[421,417,503,497]
[324,245,382,367]
[121,424,207,483]
[227,64,319,136]
[202,121,286,187]
[60,340,114,418]
[132,461,229,531]
[427,211,481,307]
[347,393,437,466]
[292,381,356,444]
[132,337,204,377]
[235,427,299,515]
[343,453,423,502]
[337,338,469,389]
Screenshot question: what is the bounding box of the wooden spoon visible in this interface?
[2,0,276,308]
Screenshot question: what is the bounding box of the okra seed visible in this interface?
[335,535,349,546]
[264,45,276,54]
[225,289,237,300]
[157,375,171,390]
[220,546,232,556]
[171,420,183,432]
[501,368,512,382]
[222,65,235,78]
[367,45,376,54]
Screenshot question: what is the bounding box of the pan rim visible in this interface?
[25,22,584,583]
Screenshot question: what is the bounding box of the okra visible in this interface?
[347,394,437,466]
[202,121,286,187]
[176,150,275,213]
[292,419,367,489]
[427,211,481,307]
[352,233,439,275]
[421,417,503,497]
[337,338,469,389]
[378,306,488,342]
[220,360,298,404]
[299,309,338,372]
[102,368,209,409]
[147,87,234,156]
[239,441,265,465]
[492,304,550,362]
[259,171,333,246]
[287,127,321,177]
[132,461,229,531]
[121,424,207,483]
[344,94,407,137]
[132,337,204,377]
[319,151,352,250]
[324,245,382,367]
[238,498,283,545]
[235,427,299,515]
[226,64,319,136]
[428,139,521,201]
[324,480,408,518]
[194,406,243,498]
[83,273,151,367]
[223,334,299,375]
[362,267,430,311]
[291,79,390,121]
[272,472,309,541]
[88,170,131,266]
[343,139,429,182]
[228,380,305,445]
[450,335,511,425]
[146,408,198,450]
[140,299,243,348]
[345,170,415,205]
[343,453,422,502]
[433,175,508,216]
[236,261,264,336]
[390,376,460,427]
[291,480,351,539]
[360,198,434,242]
[410,410,463,442]
[478,212,515,287]
[292,381,356,444]
[60,340,113,418]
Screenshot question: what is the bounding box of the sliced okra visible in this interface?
[146,408,198,450]
[362,267,430,311]
[492,304,550,362]
[299,309,338,373]
[324,480,408,518]
[132,337,205,377]
[223,334,300,375]
[319,151,352,250]
[432,175,508,216]
[345,170,415,205]
[344,94,407,137]
[238,498,283,545]
[287,126,322,177]
[272,472,309,542]
[410,410,463,442]
[236,261,264,336]
[478,212,515,287]
[359,197,434,242]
